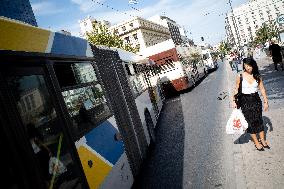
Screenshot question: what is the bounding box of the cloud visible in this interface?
[53,0,247,45]
[31,2,65,16]
[81,0,229,44]
[70,0,104,13]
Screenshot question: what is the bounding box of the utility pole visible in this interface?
[228,0,242,57]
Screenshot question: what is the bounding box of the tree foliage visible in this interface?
[218,41,231,55]
[252,22,278,47]
[190,52,201,61]
[86,24,139,53]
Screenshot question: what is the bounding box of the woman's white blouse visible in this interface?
[242,78,258,94]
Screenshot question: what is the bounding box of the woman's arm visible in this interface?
[258,78,269,111]
[231,75,240,108]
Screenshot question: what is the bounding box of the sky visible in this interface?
[30,0,248,45]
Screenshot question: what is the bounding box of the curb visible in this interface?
[224,58,248,189]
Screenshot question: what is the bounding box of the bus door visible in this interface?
[0,62,88,189]
[0,101,38,189]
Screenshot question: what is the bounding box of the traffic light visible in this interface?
[201,37,204,41]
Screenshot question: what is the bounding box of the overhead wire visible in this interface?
[90,0,137,18]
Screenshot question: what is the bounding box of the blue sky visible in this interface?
[30,0,248,45]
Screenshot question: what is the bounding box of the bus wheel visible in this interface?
[145,111,156,145]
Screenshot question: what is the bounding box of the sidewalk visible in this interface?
[225,56,284,189]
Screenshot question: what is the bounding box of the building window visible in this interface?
[124,36,130,43]
[122,26,126,31]
[129,23,134,27]
[133,33,138,40]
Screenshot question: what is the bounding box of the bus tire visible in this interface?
[145,110,156,145]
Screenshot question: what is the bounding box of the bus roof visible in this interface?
[110,47,149,64]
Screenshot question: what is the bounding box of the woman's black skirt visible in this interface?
[240,92,264,134]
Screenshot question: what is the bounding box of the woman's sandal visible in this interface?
[255,145,265,151]
[259,139,270,149]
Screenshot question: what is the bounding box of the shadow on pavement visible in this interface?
[263,115,273,133]
[259,61,284,101]
[132,96,185,189]
[234,115,273,144]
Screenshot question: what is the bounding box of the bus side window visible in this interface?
[54,62,111,138]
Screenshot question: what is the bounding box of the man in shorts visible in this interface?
[269,40,283,71]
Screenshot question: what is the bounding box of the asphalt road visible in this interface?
[133,62,239,189]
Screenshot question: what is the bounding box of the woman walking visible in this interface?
[232,58,269,151]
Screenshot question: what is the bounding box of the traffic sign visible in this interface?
[276,14,284,24]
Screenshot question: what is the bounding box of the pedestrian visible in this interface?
[232,58,270,151]
[229,52,235,71]
[233,51,239,72]
[247,48,253,58]
[229,52,237,71]
[268,39,283,71]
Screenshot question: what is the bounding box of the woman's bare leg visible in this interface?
[251,133,262,148]
[259,131,268,146]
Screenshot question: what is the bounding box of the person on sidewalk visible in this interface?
[229,52,235,71]
[232,58,270,151]
[268,40,283,71]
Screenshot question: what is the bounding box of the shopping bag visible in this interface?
[226,109,248,135]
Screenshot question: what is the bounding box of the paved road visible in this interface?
[133,62,238,189]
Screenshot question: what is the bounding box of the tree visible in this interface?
[190,52,201,63]
[218,40,232,55]
[252,22,279,47]
[86,24,138,53]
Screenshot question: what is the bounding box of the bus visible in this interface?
[202,49,218,71]
[0,17,163,189]
[140,39,207,95]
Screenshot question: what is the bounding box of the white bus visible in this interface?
[0,17,163,189]
[202,49,218,71]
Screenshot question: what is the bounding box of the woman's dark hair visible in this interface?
[243,57,261,82]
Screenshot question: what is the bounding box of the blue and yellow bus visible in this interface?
[0,17,164,189]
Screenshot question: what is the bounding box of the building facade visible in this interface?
[148,15,184,45]
[225,0,284,46]
[0,0,37,26]
[108,17,171,52]
[79,16,111,38]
